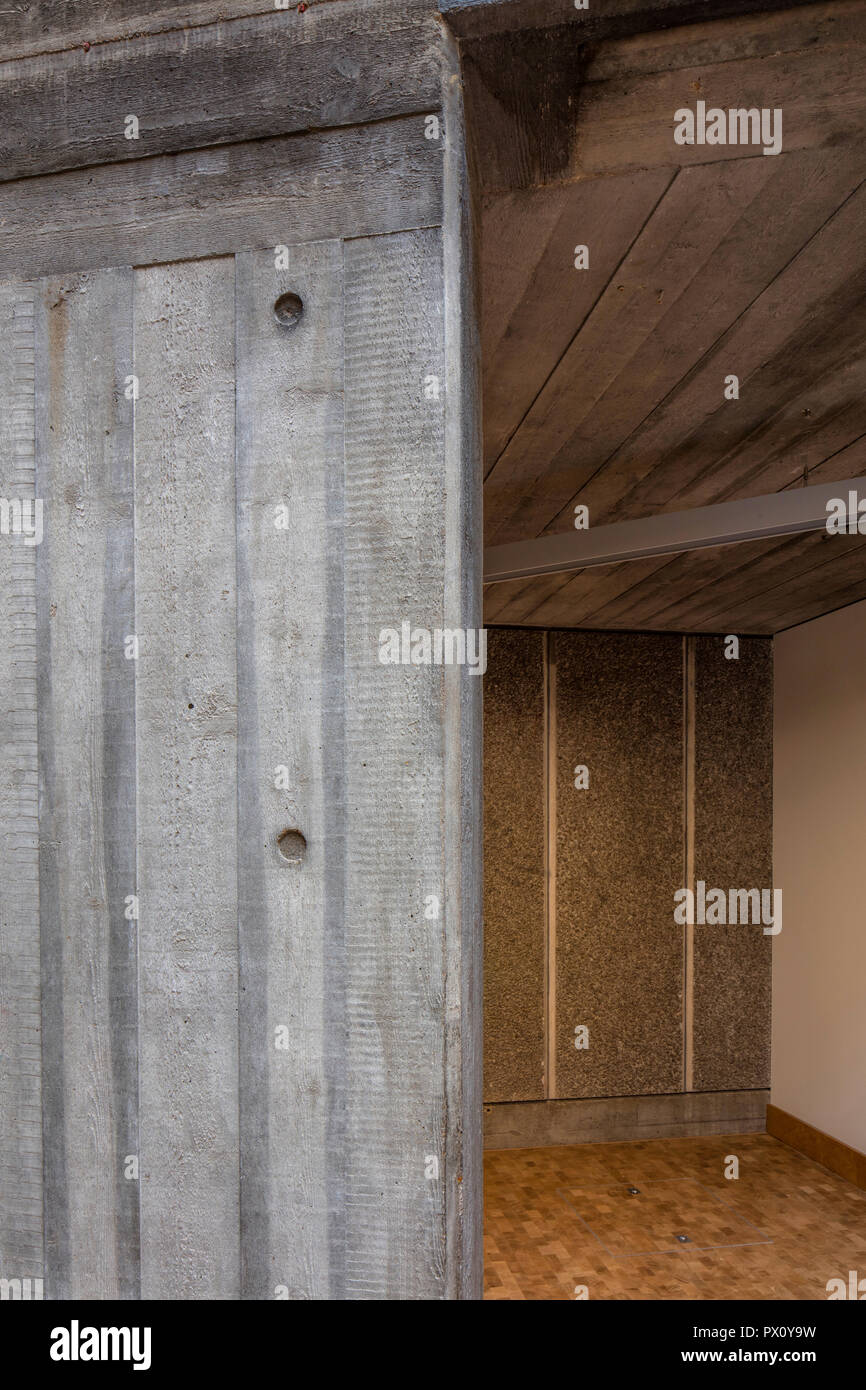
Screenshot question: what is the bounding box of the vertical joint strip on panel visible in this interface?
[543,632,557,1100]
[14,289,40,1271]
[0,286,43,1282]
[683,635,696,1093]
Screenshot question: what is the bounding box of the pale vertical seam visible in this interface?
[683,635,696,1092]
[545,632,558,1100]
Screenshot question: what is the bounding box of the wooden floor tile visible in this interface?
[559,1177,770,1256]
[483,1133,866,1300]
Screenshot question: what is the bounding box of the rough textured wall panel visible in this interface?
[482,626,774,1131]
[483,628,546,1101]
[135,257,241,1300]
[235,241,343,1301]
[692,634,773,1091]
[35,268,139,1300]
[339,228,450,1299]
[554,630,684,1098]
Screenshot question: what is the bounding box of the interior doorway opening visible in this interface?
[462,0,866,1302]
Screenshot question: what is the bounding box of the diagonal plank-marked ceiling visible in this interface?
[471,0,866,631]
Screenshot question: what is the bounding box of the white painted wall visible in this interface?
[773,598,866,1153]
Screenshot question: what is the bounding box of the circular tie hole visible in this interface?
[273,292,303,330]
[277,828,306,864]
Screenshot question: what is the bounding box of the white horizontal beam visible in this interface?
[483,478,866,584]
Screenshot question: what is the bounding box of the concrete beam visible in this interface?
[483,479,866,583]
[0,1,441,182]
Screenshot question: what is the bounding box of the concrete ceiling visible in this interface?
[472,0,866,631]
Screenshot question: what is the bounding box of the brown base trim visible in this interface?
[766,1104,866,1190]
[484,1089,768,1150]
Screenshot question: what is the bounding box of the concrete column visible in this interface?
[0,2,481,1301]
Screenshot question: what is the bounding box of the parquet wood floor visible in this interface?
[484,1133,866,1300]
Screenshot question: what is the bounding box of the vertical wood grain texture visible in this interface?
[0,282,43,1285]
[134,257,240,1299]
[692,634,772,1091]
[554,631,684,1098]
[235,242,343,1300]
[34,268,139,1299]
[482,628,546,1101]
[340,229,448,1299]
